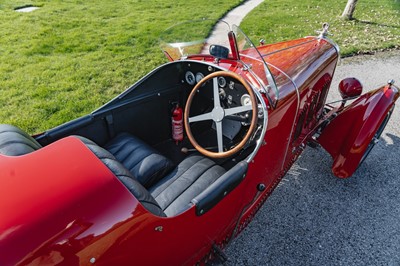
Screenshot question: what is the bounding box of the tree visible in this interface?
[341,0,359,20]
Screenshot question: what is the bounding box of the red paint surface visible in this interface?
[0,137,140,265]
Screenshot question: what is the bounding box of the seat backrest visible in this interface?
[76,136,166,217]
[104,132,175,189]
[0,124,42,156]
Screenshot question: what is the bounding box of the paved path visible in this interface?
[207,0,264,44]
[219,0,264,26]
[225,50,400,265]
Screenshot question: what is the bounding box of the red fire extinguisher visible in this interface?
[172,103,183,144]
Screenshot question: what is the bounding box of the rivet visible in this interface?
[200,209,204,214]
[257,183,266,191]
[90,257,96,264]
[155,226,163,232]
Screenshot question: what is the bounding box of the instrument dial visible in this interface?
[241,94,252,106]
[218,77,226,87]
[195,72,205,84]
[185,71,195,85]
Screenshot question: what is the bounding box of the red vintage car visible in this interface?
[0,20,398,265]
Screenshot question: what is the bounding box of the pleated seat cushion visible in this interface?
[104,133,174,189]
[0,124,42,156]
[150,155,226,216]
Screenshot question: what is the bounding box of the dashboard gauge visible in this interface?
[219,88,226,100]
[185,71,195,85]
[195,72,204,84]
[227,95,233,105]
[241,94,252,106]
[217,77,226,87]
[229,81,235,90]
[258,104,264,118]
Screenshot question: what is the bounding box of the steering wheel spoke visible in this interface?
[215,121,224,153]
[225,105,253,116]
[189,112,213,123]
[213,77,221,108]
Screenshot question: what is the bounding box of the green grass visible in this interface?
[0,0,243,133]
[240,0,400,56]
[0,0,398,133]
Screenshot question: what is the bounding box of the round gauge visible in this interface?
[217,77,226,87]
[195,72,204,84]
[185,71,195,85]
[241,94,252,106]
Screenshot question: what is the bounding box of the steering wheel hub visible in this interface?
[211,106,225,122]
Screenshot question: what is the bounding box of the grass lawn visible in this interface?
[0,0,399,133]
[241,0,400,55]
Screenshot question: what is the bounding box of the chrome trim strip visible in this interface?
[324,37,340,55]
[244,64,275,108]
[246,84,268,163]
[305,35,340,56]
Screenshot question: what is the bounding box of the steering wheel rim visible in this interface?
[184,71,258,158]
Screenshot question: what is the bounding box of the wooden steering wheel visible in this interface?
[184,71,258,158]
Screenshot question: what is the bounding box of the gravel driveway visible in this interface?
[225,50,400,265]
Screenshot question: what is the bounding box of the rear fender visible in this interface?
[318,83,399,178]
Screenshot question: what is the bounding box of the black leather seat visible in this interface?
[104,133,175,189]
[102,133,228,216]
[0,124,42,156]
[150,155,226,216]
[76,136,166,217]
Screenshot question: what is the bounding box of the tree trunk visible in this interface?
[341,0,358,20]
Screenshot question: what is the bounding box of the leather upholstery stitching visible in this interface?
[0,140,39,151]
[150,156,205,198]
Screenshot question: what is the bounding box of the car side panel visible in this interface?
[0,137,141,265]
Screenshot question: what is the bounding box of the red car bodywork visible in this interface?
[319,84,399,177]
[0,22,398,265]
[1,137,138,265]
